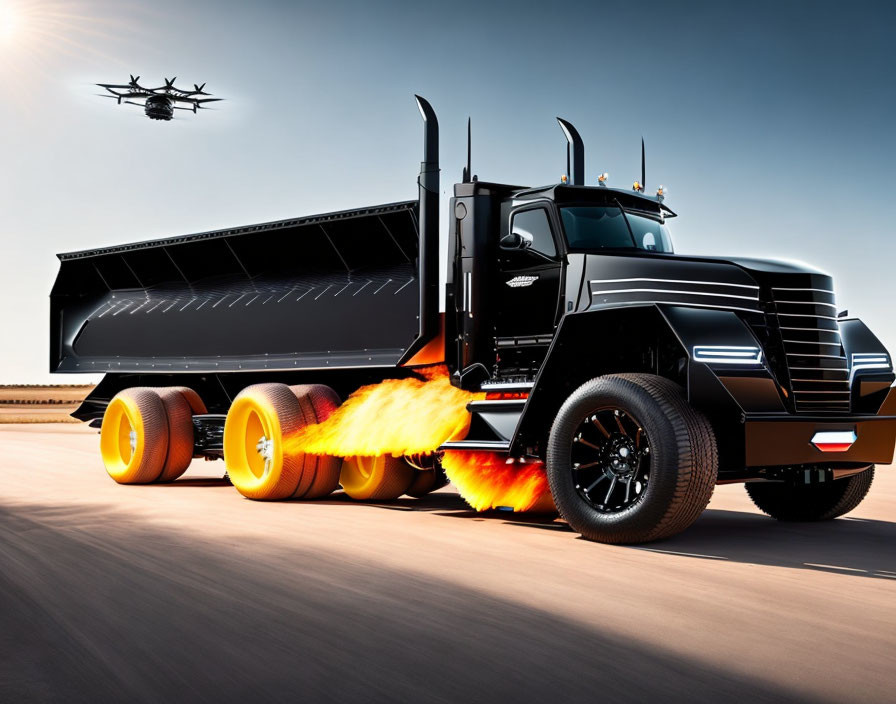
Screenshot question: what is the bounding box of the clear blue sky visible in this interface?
[1,0,894,382]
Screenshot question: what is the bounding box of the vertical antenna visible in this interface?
[641,137,646,190]
[463,117,472,183]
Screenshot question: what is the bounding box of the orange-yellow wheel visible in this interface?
[289,384,343,499]
[340,455,416,501]
[168,386,207,415]
[100,388,169,484]
[155,388,196,482]
[223,383,343,500]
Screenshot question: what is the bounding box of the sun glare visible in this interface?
[0,2,23,43]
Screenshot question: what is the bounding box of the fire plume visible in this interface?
[284,365,555,513]
[284,366,481,457]
[441,452,555,513]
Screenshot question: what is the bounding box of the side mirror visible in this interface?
[500,231,533,251]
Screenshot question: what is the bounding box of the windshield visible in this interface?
[560,206,674,253]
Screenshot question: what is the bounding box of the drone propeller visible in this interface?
[164,76,177,88]
[194,82,206,94]
[129,74,140,85]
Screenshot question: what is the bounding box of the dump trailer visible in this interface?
[51,96,896,543]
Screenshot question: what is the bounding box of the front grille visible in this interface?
[772,286,850,413]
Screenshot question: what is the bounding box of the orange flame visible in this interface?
[284,366,482,457]
[284,365,555,513]
[441,451,555,513]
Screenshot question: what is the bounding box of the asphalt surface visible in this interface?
[2,424,895,703]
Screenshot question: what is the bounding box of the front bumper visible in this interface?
[744,414,896,467]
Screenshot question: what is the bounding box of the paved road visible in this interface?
[2,424,895,703]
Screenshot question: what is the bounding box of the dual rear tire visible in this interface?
[223,383,343,500]
[223,383,441,502]
[100,386,206,484]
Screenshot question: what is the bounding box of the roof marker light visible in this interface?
[633,180,644,192]
[560,174,568,184]
[598,172,609,186]
[693,345,763,365]
[811,430,856,453]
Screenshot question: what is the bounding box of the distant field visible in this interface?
[0,385,94,423]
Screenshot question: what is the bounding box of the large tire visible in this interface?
[746,467,874,521]
[223,383,342,500]
[155,388,197,482]
[546,374,717,544]
[340,455,416,501]
[100,388,169,484]
[289,384,343,499]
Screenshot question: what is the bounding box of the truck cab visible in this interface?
[447,181,677,388]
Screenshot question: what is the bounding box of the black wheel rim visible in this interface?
[571,407,651,513]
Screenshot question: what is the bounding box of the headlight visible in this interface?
[850,353,891,382]
[693,345,763,365]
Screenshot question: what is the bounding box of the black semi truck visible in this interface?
[51,96,896,543]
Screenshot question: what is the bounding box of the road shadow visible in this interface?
[313,490,896,577]
[0,500,817,704]
[157,477,232,488]
[638,508,896,580]
[313,491,572,530]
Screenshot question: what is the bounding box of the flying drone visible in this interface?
[96,75,222,121]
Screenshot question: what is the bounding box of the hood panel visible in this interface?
[576,252,834,313]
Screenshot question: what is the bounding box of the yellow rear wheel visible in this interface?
[340,455,416,501]
[100,388,169,484]
[224,383,343,500]
[155,388,196,482]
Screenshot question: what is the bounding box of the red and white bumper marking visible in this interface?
[811,430,857,453]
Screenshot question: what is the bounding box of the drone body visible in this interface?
[97,76,222,120]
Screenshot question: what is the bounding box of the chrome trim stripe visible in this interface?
[590,287,759,301]
[779,326,840,333]
[772,287,836,294]
[777,313,838,320]
[789,366,848,373]
[480,381,535,390]
[467,400,527,408]
[439,440,511,451]
[792,390,851,395]
[590,300,762,314]
[775,300,838,308]
[589,277,759,290]
[782,339,842,345]
[786,353,847,359]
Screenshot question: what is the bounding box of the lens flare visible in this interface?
[441,451,555,513]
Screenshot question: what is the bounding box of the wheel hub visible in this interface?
[256,435,274,474]
[571,408,651,513]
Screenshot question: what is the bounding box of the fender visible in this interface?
[510,304,785,456]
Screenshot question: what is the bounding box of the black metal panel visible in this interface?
[51,202,425,373]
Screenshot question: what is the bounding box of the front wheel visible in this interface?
[745,467,874,521]
[546,374,718,544]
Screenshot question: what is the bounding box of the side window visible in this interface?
[510,208,556,257]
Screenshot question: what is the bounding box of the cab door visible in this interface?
[494,206,563,344]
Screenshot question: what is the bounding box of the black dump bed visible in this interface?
[50,200,433,373]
